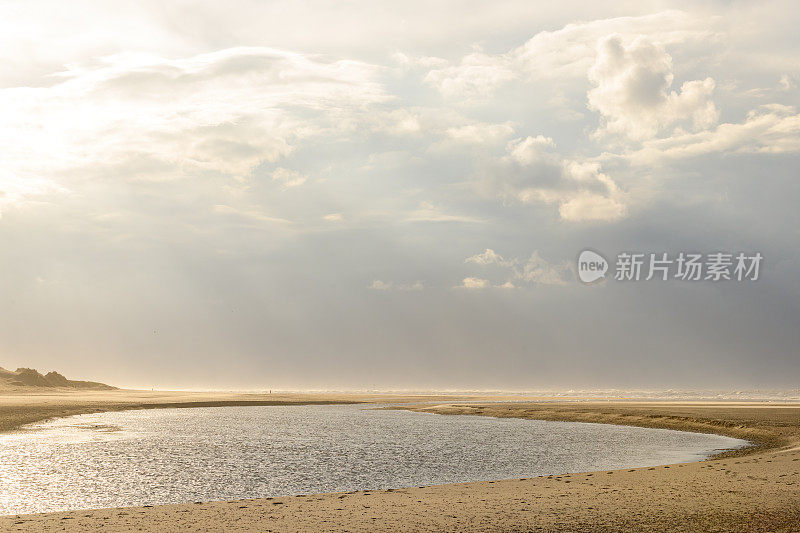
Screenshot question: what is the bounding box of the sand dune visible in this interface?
[0,367,115,391]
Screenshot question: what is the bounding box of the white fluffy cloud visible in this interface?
[513,10,714,81]
[3,8,790,228]
[623,104,800,164]
[465,248,514,267]
[407,7,798,226]
[556,192,627,222]
[482,136,627,222]
[459,277,491,289]
[421,10,715,100]
[0,5,795,261]
[465,248,571,286]
[424,51,516,100]
[588,35,718,142]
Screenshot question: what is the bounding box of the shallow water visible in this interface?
[0,404,747,515]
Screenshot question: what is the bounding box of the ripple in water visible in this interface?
[0,404,748,514]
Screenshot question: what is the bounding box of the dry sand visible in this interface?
[1,391,799,532]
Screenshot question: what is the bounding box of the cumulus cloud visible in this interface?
[517,251,572,285]
[0,12,741,229]
[424,51,516,100]
[465,248,571,286]
[466,248,514,267]
[588,35,718,142]
[422,10,715,99]
[513,10,714,80]
[508,135,557,165]
[623,104,800,164]
[361,107,516,152]
[459,277,491,289]
[482,136,627,222]
[557,193,627,222]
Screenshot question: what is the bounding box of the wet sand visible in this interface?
[0,389,460,434]
[1,392,799,532]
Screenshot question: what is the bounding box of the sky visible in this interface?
[0,1,798,390]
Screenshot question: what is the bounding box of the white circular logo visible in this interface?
[577,250,608,283]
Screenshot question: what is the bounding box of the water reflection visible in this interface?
[0,405,747,515]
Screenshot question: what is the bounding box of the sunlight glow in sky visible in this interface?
[1,1,798,389]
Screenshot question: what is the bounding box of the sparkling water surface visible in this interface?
[0,404,748,514]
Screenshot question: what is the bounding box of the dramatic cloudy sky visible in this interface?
[1,1,798,389]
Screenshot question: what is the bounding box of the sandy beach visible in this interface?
[3,0,799,530]
[1,391,798,532]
